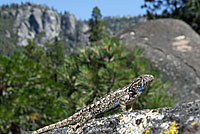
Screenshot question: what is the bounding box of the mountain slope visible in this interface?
[0,2,146,56]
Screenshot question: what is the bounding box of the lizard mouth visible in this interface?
[146,75,154,82]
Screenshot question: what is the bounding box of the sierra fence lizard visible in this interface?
[32,74,154,134]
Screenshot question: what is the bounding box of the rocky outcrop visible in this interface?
[0,2,146,54]
[13,3,61,46]
[26,100,200,134]
[0,2,89,46]
[61,12,89,43]
[61,12,76,37]
[117,19,200,105]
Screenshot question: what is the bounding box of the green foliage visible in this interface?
[45,37,65,82]
[63,37,175,111]
[0,40,70,134]
[0,37,175,133]
[45,38,65,68]
[142,0,200,34]
[87,6,106,42]
[24,40,46,63]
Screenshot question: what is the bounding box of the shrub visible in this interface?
[0,38,175,133]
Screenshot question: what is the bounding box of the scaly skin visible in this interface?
[32,74,154,134]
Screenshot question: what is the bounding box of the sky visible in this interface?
[0,0,146,20]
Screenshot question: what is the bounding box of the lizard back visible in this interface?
[32,74,154,134]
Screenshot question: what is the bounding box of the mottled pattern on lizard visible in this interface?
[32,74,154,134]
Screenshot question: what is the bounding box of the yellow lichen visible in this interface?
[191,121,197,126]
[143,128,151,134]
[69,125,77,129]
[160,121,179,134]
[118,114,125,119]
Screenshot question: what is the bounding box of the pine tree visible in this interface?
[65,37,175,110]
[87,6,106,42]
[24,40,45,63]
[45,37,65,82]
[142,0,200,34]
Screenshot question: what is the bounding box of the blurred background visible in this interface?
[0,0,199,133]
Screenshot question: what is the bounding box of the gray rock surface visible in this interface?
[117,19,200,105]
[12,3,60,46]
[0,2,145,54]
[61,12,77,36]
[26,100,200,134]
[1,2,89,46]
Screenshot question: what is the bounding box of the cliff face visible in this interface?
[0,2,89,47]
[0,2,145,55]
[14,4,61,46]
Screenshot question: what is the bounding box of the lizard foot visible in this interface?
[69,123,80,130]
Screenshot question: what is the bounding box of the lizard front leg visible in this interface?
[119,101,134,112]
[119,95,135,112]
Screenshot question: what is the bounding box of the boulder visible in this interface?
[117,19,200,105]
[26,100,200,134]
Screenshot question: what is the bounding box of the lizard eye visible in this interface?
[138,88,144,92]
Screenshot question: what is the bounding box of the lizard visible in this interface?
[32,74,154,134]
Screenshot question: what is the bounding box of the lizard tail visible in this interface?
[31,110,82,134]
[32,118,69,134]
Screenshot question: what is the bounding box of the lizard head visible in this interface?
[128,74,154,96]
[137,74,154,91]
